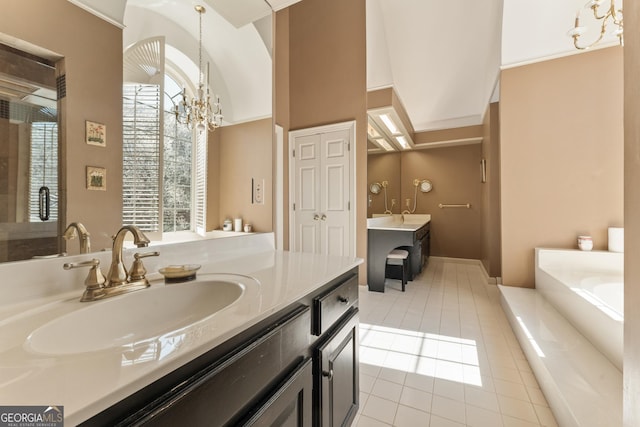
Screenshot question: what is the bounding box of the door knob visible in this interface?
[322,369,334,381]
[320,214,327,221]
[313,214,320,221]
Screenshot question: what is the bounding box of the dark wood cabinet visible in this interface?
[314,309,359,427]
[240,358,313,427]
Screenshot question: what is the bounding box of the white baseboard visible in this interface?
[430,256,500,285]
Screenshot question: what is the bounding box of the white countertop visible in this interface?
[0,233,362,424]
[367,214,431,231]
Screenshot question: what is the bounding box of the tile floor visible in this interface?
[354,258,558,427]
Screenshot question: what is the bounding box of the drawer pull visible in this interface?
[337,296,349,304]
[322,369,334,381]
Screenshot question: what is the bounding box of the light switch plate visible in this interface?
[253,178,264,204]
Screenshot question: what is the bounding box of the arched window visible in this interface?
[122,37,207,236]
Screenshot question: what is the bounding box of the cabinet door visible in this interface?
[241,358,313,427]
[315,309,359,427]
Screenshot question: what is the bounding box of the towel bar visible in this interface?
[438,203,471,209]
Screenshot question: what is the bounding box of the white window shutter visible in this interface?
[122,37,165,237]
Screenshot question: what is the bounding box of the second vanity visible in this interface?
[367,214,431,292]
[0,233,362,426]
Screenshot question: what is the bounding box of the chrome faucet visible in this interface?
[105,225,151,288]
[63,222,91,254]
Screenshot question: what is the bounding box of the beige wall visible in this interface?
[214,118,273,233]
[400,145,483,259]
[481,102,501,277]
[1,1,123,253]
[500,47,623,287]
[367,153,401,216]
[276,0,368,283]
[625,3,640,424]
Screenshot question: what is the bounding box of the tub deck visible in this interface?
[536,248,623,370]
[499,247,623,427]
[500,285,622,427]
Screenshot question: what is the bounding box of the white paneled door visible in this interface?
[290,122,355,257]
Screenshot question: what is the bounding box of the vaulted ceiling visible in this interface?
[71,0,623,131]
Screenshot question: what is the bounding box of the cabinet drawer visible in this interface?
[313,274,358,336]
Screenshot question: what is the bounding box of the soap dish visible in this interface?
[159,264,201,283]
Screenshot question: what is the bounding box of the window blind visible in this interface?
[194,129,207,235]
[122,84,161,232]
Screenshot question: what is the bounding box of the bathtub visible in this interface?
[535,248,623,371]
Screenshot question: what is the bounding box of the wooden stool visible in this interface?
[386,249,409,291]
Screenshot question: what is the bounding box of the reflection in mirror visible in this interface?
[0,45,59,262]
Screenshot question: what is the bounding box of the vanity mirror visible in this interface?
[369,182,382,194]
[0,44,61,262]
[419,179,433,193]
[0,2,274,263]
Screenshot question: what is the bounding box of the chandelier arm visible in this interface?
[572,0,623,50]
[591,4,609,21]
[573,26,607,50]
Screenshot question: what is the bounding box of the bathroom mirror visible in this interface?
[0,44,60,262]
[0,3,273,263]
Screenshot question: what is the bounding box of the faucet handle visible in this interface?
[63,259,106,302]
[129,251,160,284]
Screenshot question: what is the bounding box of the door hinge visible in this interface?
[348,201,351,211]
[293,203,296,211]
[347,142,350,151]
[292,148,295,158]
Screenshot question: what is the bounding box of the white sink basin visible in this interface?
[25,278,244,355]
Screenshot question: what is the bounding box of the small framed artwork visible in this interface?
[86,166,106,191]
[86,120,106,147]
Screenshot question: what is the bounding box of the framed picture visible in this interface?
[86,120,106,147]
[86,166,106,191]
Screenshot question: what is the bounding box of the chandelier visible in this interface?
[175,5,223,132]
[569,0,623,50]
